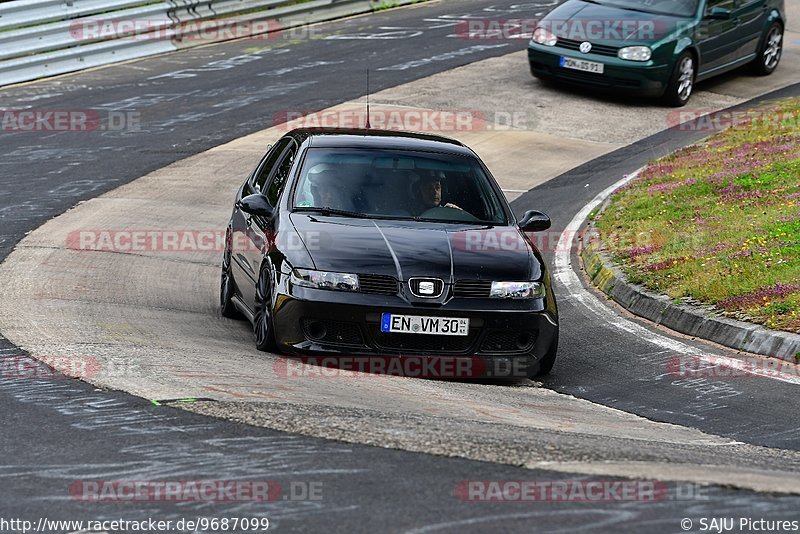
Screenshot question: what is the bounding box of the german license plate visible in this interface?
[381,314,469,336]
[560,56,604,74]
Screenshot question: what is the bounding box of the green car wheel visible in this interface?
[664,52,695,107]
[752,22,783,75]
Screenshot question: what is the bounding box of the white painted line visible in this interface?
[554,169,800,386]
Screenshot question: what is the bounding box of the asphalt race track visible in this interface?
[2,0,800,531]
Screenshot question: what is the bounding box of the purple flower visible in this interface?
[717,284,800,310]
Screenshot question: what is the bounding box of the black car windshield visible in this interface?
[590,0,699,17]
[292,148,508,225]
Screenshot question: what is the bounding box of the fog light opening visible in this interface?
[516,333,533,350]
[306,321,327,341]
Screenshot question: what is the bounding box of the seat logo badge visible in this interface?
[409,277,443,298]
[419,281,435,295]
[579,42,592,54]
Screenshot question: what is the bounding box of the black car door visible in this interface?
[242,139,299,307]
[734,0,768,59]
[696,0,743,75]
[231,137,293,308]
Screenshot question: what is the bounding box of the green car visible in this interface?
[527,0,785,106]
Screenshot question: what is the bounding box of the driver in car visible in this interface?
[411,172,463,216]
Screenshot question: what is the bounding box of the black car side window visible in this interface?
[253,138,292,192]
[266,143,298,207]
[705,0,736,12]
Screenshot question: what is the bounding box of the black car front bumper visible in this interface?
[271,286,559,378]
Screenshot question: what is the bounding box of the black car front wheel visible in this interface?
[220,231,240,319]
[752,22,783,75]
[664,52,695,107]
[254,265,278,352]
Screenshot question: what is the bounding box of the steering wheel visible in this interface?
[419,206,481,222]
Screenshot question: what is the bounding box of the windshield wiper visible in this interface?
[620,6,659,14]
[414,216,501,226]
[293,206,371,219]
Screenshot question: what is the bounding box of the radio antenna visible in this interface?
[365,69,371,130]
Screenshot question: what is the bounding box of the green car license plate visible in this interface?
[560,56,604,74]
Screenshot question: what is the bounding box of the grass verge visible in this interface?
[595,98,800,334]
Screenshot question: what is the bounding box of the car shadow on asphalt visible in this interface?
[530,63,759,108]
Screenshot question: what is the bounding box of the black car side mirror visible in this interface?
[519,210,551,232]
[705,6,732,19]
[237,193,274,218]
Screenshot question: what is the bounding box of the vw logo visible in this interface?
[579,42,592,54]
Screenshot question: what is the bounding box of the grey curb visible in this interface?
[579,227,800,363]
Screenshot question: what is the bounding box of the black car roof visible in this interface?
[285,128,475,156]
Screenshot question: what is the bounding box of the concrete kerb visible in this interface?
[578,198,800,363]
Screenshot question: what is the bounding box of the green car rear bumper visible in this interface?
[528,44,671,97]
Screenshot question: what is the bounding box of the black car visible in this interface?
[221,129,559,378]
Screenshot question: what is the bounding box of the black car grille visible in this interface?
[302,319,364,346]
[409,278,445,298]
[480,330,536,353]
[369,326,479,354]
[453,280,492,298]
[358,274,399,295]
[557,38,620,57]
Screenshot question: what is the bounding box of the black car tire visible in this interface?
[664,52,695,107]
[530,334,558,378]
[220,231,241,319]
[751,22,783,76]
[254,264,278,353]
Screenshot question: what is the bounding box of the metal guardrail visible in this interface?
[0,0,154,31]
[0,0,419,87]
[0,3,172,61]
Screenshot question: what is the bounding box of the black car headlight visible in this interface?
[618,46,652,61]
[490,281,546,299]
[290,268,359,292]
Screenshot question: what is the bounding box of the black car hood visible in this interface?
[289,214,540,282]
[542,1,685,43]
